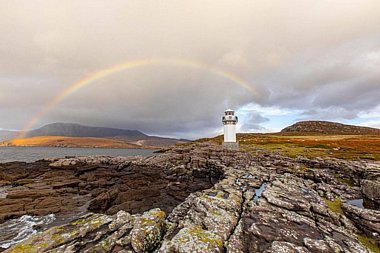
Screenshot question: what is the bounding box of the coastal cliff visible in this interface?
[1,142,379,252]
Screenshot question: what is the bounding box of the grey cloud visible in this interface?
[0,0,380,138]
[259,37,380,116]
[299,107,359,121]
[240,111,269,132]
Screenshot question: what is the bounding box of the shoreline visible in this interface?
[0,146,158,164]
[0,144,159,149]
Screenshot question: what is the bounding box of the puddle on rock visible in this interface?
[348,198,380,211]
[207,191,218,197]
[253,183,267,204]
[348,199,364,208]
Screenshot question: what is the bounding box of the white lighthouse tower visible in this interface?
[222,109,239,150]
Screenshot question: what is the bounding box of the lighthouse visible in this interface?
[222,109,239,150]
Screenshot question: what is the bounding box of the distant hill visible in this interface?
[281,121,380,135]
[0,123,188,148]
[27,123,147,139]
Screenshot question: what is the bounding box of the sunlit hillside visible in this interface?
[1,136,143,149]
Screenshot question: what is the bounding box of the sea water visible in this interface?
[0,146,157,163]
[0,146,158,248]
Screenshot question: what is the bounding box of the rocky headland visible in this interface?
[1,142,379,252]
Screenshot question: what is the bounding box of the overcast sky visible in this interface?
[1,0,379,139]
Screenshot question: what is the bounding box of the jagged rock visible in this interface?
[0,144,227,222]
[361,180,380,203]
[265,241,310,253]
[158,226,224,253]
[342,202,380,240]
[131,208,166,252]
[89,187,119,211]
[303,237,332,253]
[5,213,114,253]
[1,142,380,253]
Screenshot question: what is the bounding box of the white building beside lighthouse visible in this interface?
[222,109,239,150]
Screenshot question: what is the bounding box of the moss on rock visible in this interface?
[130,208,166,253]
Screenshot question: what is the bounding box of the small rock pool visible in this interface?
[348,198,380,211]
[253,183,267,203]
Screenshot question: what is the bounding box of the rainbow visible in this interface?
[19,58,259,137]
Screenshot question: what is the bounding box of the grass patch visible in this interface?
[309,144,330,149]
[335,176,355,187]
[322,197,344,215]
[359,154,376,160]
[255,143,329,159]
[357,233,380,253]
[298,164,309,170]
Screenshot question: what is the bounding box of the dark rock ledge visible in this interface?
[0,142,379,253]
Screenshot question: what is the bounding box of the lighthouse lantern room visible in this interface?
[222,109,239,150]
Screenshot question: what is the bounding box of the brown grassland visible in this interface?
[0,136,143,149]
[196,133,380,161]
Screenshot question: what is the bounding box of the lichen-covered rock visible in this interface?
[361,180,380,203]
[80,211,135,253]
[130,208,166,252]
[303,237,333,253]
[225,174,372,253]
[342,202,380,241]
[158,226,224,253]
[5,213,113,253]
[265,241,310,253]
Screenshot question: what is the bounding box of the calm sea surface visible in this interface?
[0,146,157,163]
